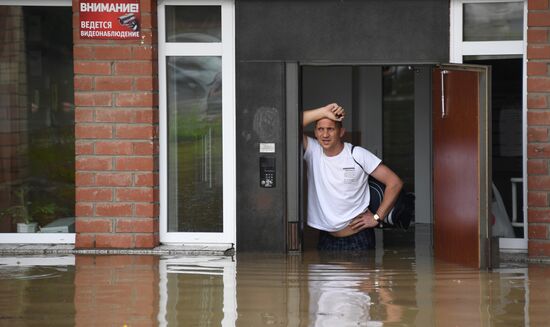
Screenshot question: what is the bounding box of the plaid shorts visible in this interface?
[317,228,375,251]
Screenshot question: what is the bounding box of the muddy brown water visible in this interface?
[0,231,548,326]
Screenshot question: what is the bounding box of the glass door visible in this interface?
[158,0,235,244]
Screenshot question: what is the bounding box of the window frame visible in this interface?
[158,0,236,245]
[450,0,525,62]
[450,0,528,251]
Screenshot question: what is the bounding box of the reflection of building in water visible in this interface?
[308,263,377,326]
[0,254,537,326]
[74,256,160,326]
[433,263,530,326]
[159,256,236,327]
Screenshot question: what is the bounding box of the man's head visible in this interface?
[314,118,345,155]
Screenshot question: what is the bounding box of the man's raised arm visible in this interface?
[302,103,345,149]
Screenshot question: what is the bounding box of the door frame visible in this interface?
[286,62,435,251]
[450,0,527,251]
[158,0,236,245]
[287,62,491,266]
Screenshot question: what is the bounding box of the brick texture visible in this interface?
[529,0,549,10]
[528,0,550,259]
[73,256,160,326]
[73,1,159,249]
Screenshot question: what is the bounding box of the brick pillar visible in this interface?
[73,0,159,249]
[527,0,550,258]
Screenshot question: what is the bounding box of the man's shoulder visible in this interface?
[304,136,320,159]
[348,143,380,160]
[347,143,366,154]
[306,136,321,150]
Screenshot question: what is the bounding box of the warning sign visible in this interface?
[79,0,141,40]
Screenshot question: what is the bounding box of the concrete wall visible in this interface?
[236,62,286,251]
[236,0,449,62]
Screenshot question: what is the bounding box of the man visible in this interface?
[303,103,413,251]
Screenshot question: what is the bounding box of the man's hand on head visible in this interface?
[324,103,345,121]
[303,103,345,150]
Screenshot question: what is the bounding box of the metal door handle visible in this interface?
[441,70,449,118]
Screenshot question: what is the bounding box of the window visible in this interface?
[0,3,75,242]
[451,0,524,60]
[165,5,222,42]
[463,2,523,41]
[158,0,235,244]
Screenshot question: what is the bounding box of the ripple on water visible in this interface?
[0,266,65,280]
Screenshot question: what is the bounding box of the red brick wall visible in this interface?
[528,0,550,258]
[72,0,159,248]
[74,255,160,325]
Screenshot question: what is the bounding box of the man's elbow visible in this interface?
[391,177,404,192]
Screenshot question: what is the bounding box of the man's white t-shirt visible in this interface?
[304,136,381,232]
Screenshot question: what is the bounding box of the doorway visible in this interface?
[293,64,492,268]
[450,0,527,252]
[299,65,426,250]
[464,57,525,248]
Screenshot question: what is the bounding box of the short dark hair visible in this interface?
[315,119,343,129]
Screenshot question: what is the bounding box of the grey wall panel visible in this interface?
[301,66,353,132]
[236,0,449,62]
[237,62,286,252]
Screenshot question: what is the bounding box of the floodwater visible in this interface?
[0,227,549,326]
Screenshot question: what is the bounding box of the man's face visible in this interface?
[314,118,345,153]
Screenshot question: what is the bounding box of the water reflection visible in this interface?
[0,256,76,325]
[0,252,545,326]
[74,256,159,326]
[159,256,236,326]
[307,261,386,326]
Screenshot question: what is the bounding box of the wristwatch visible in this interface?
[373,213,381,221]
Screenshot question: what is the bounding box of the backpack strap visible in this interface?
[351,145,366,173]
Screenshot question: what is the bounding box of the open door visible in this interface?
[432,64,491,269]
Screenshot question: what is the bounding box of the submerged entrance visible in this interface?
[465,57,525,248]
[300,65,422,250]
[296,64,494,269]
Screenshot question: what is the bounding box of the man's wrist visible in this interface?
[373,213,381,221]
